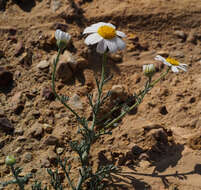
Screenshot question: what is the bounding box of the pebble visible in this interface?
[42,87,55,101]
[27,122,44,140]
[69,94,83,110]
[54,52,74,83]
[15,41,24,56]
[23,153,32,163]
[110,54,123,63]
[37,60,50,70]
[10,91,25,115]
[43,135,59,145]
[0,67,13,89]
[0,117,14,133]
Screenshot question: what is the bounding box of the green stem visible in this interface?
[103,68,170,130]
[52,48,82,125]
[150,67,170,87]
[58,160,75,190]
[11,166,24,190]
[91,52,107,131]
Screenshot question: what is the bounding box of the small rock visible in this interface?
[27,122,44,140]
[37,60,50,70]
[0,117,14,133]
[173,30,187,41]
[10,91,25,115]
[0,67,13,89]
[109,54,123,63]
[63,51,77,71]
[15,41,24,56]
[110,84,127,101]
[43,135,59,145]
[42,87,55,101]
[53,52,74,83]
[23,153,32,163]
[69,94,83,109]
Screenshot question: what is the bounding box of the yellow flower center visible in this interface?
[166,57,179,66]
[97,25,116,39]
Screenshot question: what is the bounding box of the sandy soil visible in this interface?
[0,0,201,189]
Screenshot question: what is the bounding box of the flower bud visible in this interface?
[55,29,71,50]
[5,155,16,166]
[143,64,155,77]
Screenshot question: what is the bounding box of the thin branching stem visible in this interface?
[103,68,170,130]
[52,48,83,126]
[58,159,76,190]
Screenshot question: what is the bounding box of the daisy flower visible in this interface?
[83,22,126,54]
[55,29,71,49]
[154,55,187,73]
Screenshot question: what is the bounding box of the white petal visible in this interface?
[83,22,106,34]
[116,31,126,38]
[83,26,97,34]
[154,55,171,66]
[180,63,188,67]
[105,39,118,53]
[171,66,179,73]
[84,33,103,45]
[55,29,62,40]
[115,37,126,50]
[96,40,107,54]
[178,65,187,72]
